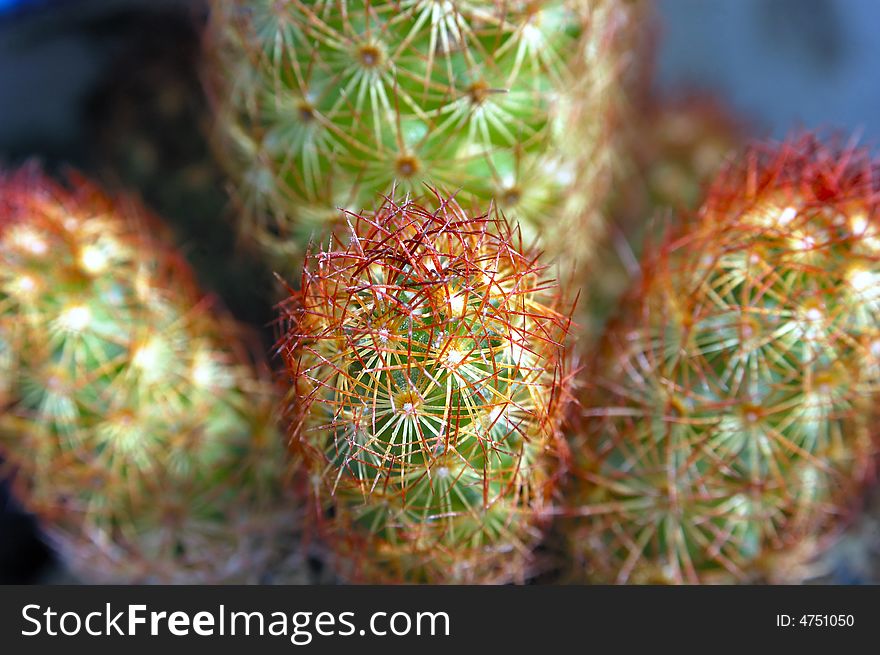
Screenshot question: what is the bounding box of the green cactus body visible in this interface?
[280,194,571,582]
[0,169,288,583]
[206,0,634,276]
[568,138,880,583]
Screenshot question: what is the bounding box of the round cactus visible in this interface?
[0,168,290,583]
[279,193,572,582]
[567,137,880,584]
[204,0,635,276]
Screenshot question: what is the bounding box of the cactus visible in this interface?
[204,0,635,276]
[279,192,572,582]
[588,93,746,341]
[631,93,746,215]
[567,137,880,583]
[0,168,289,583]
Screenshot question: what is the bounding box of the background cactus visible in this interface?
[204,0,636,277]
[84,8,281,332]
[615,93,747,222]
[0,167,291,583]
[566,137,880,583]
[279,193,572,582]
[585,92,747,341]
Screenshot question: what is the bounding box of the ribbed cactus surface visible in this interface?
[567,138,880,583]
[280,193,571,582]
[0,168,287,583]
[206,0,634,275]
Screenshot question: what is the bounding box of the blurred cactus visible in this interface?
[0,168,290,583]
[622,93,747,219]
[84,9,280,330]
[279,193,572,582]
[587,93,747,341]
[204,0,636,277]
[566,137,880,583]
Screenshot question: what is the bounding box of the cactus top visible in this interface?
[279,192,572,582]
[570,137,880,584]
[0,168,285,583]
[207,0,631,273]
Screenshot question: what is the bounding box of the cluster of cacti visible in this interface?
[204,0,635,277]
[0,168,289,583]
[5,1,880,588]
[278,195,572,582]
[565,138,880,583]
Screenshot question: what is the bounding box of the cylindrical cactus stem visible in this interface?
[0,167,291,583]
[279,192,573,583]
[566,136,880,584]
[204,0,637,278]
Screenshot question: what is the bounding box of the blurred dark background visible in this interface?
[1,0,879,583]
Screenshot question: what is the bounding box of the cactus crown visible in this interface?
[0,168,284,582]
[570,137,880,584]
[280,192,571,582]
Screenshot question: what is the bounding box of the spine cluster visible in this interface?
[279,194,571,582]
[0,169,288,583]
[205,0,635,276]
[567,138,880,583]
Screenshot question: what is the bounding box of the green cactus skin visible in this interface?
[279,193,572,582]
[0,168,290,583]
[566,137,880,584]
[205,0,635,277]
